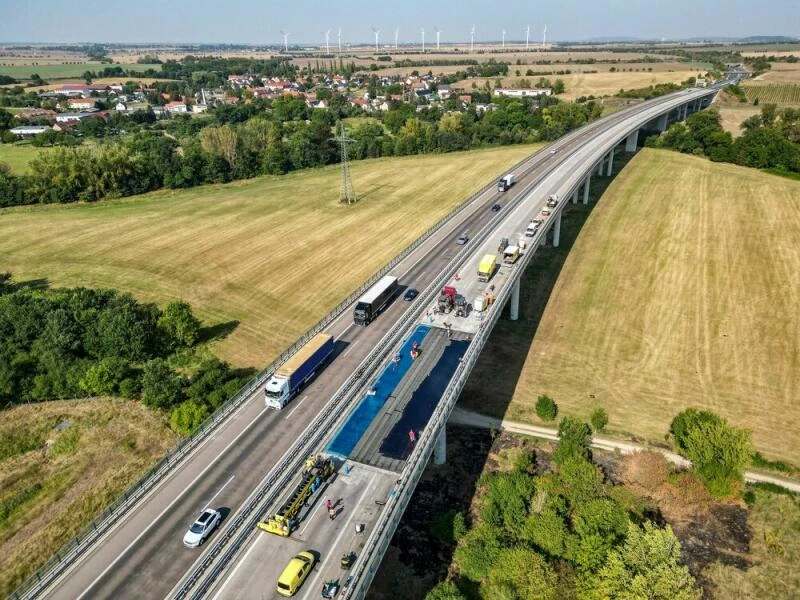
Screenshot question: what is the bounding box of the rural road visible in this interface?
[450,407,800,493]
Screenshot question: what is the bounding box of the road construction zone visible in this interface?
[257,455,336,536]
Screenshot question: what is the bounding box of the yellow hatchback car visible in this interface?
[276,550,316,596]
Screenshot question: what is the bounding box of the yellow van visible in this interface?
[276,550,316,596]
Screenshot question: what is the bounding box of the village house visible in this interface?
[164,100,188,113]
[492,87,552,98]
[9,125,50,139]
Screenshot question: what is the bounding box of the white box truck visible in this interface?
[498,173,516,192]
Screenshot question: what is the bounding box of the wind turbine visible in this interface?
[371,26,381,52]
[394,27,399,50]
[324,29,331,53]
[279,30,289,52]
[542,25,547,49]
[435,27,440,50]
[421,27,425,52]
[338,28,342,53]
[470,25,475,53]
[502,29,506,48]
[526,25,530,50]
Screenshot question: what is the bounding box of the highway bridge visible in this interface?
[17,84,720,600]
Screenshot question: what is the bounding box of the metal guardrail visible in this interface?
[176,85,722,600]
[173,139,555,599]
[10,139,547,600]
[343,85,723,598]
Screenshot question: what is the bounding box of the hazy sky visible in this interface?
[1,0,796,45]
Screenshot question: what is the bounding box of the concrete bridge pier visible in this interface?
[625,130,638,152]
[572,188,579,204]
[583,174,591,205]
[605,147,615,176]
[597,158,604,175]
[434,427,446,465]
[509,279,520,321]
[656,113,668,131]
[553,212,561,248]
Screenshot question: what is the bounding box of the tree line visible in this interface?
[648,103,800,175]
[0,274,251,435]
[0,93,602,207]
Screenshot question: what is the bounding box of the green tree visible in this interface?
[590,408,608,432]
[553,416,593,464]
[480,471,537,537]
[535,394,558,421]
[522,508,571,559]
[454,523,505,581]
[158,301,201,348]
[80,356,130,396]
[482,547,558,600]
[572,498,630,571]
[425,581,466,600]
[140,358,183,410]
[170,399,209,435]
[670,408,752,497]
[585,522,699,600]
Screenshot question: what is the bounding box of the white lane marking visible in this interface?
[209,534,264,600]
[284,396,308,419]
[418,271,426,279]
[204,475,235,508]
[340,340,359,358]
[75,405,271,600]
[299,472,378,600]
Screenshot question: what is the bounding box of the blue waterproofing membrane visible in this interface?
[378,338,469,459]
[326,325,432,458]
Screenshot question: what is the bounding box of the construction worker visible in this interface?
[326,498,332,511]
[409,429,416,444]
[329,507,336,520]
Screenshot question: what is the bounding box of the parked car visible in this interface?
[456,232,469,245]
[403,288,418,301]
[490,203,502,212]
[183,508,221,548]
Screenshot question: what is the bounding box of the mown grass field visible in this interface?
[464,149,800,463]
[0,63,162,81]
[0,399,177,596]
[0,143,45,174]
[0,144,539,368]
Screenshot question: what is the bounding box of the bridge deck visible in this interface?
[348,328,470,472]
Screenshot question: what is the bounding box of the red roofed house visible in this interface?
[164,100,188,113]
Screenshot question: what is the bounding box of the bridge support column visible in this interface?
[656,113,668,132]
[625,130,638,152]
[572,188,578,204]
[434,427,446,465]
[597,158,604,175]
[583,174,591,205]
[509,279,520,321]
[552,212,561,248]
[606,147,615,176]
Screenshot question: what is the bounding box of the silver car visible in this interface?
[183,508,221,548]
[456,232,469,245]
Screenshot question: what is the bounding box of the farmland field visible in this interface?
[0,399,177,596]
[462,149,800,463]
[0,143,45,174]
[0,63,162,81]
[742,83,800,105]
[0,144,539,368]
[452,69,698,100]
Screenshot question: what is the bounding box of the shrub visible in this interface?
[590,407,608,432]
[535,394,558,421]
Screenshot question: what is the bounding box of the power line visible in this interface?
[337,122,356,204]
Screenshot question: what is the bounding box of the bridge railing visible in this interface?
[343,86,722,598]
[9,147,547,600]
